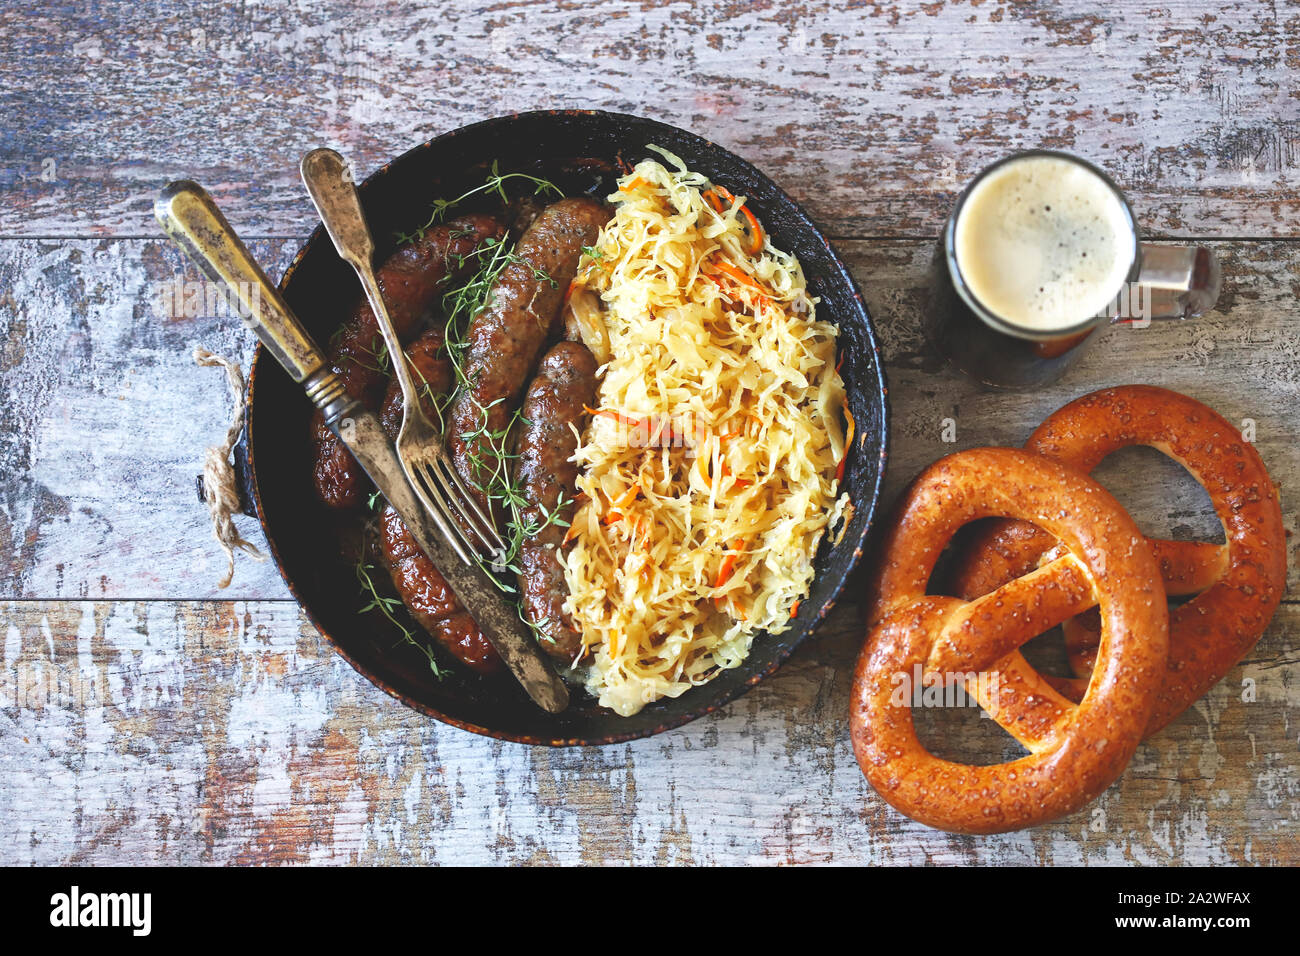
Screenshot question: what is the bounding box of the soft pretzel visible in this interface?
[950,386,1287,734]
[851,447,1170,834]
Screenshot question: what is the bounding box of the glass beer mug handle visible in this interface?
[1118,244,1222,325]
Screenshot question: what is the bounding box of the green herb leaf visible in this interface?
[355,560,447,679]
[398,166,563,244]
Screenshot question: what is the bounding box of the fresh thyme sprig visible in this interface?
[396,161,563,244]
[455,396,576,610]
[355,560,446,679]
[520,603,556,646]
[436,239,577,629]
[347,334,390,376]
[434,236,557,420]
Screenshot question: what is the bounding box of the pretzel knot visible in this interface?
[950,386,1287,735]
[850,447,1170,835]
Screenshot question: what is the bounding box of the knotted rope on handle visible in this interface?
[194,347,265,587]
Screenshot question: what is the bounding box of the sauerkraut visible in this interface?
[561,146,851,716]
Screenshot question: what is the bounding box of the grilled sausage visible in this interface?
[515,342,599,664]
[376,329,501,675]
[448,198,610,511]
[379,505,502,675]
[311,213,504,509]
[379,326,455,437]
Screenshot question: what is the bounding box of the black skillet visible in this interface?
[241,110,889,746]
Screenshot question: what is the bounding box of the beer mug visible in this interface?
[924,150,1221,388]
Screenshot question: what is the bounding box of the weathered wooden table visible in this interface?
[1,1,1295,865]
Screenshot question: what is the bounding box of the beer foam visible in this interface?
[953,155,1133,331]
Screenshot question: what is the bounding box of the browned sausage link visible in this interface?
[311,213,505,509]
[379,505,502,675]
[310,342,380,508]
[379,326,454,438]
[516,342,599,664]
[449,198,611,510]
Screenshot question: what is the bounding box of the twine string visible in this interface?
[194,347,266,588]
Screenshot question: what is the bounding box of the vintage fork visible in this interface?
[300,148,507,569]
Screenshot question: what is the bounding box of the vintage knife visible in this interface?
[154,180,569,714]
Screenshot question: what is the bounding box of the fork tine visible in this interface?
[396,454,474,564]
[420,463,508,572]
[431,455,509,554]
[409,461,483,565]
[435,489,505,563]
[408,471,474,566]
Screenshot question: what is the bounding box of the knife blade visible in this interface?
[154,179,570,714]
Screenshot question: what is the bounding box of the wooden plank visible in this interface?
[0,238,300,601]
[0,598,1293,865]
[2,238,1295,601]
[1,0,1297,238]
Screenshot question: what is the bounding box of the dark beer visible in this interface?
[924,151,1140,389]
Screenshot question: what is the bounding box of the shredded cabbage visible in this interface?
[561,148,851,716]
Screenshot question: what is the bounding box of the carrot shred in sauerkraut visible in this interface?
[561,146,851,717]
